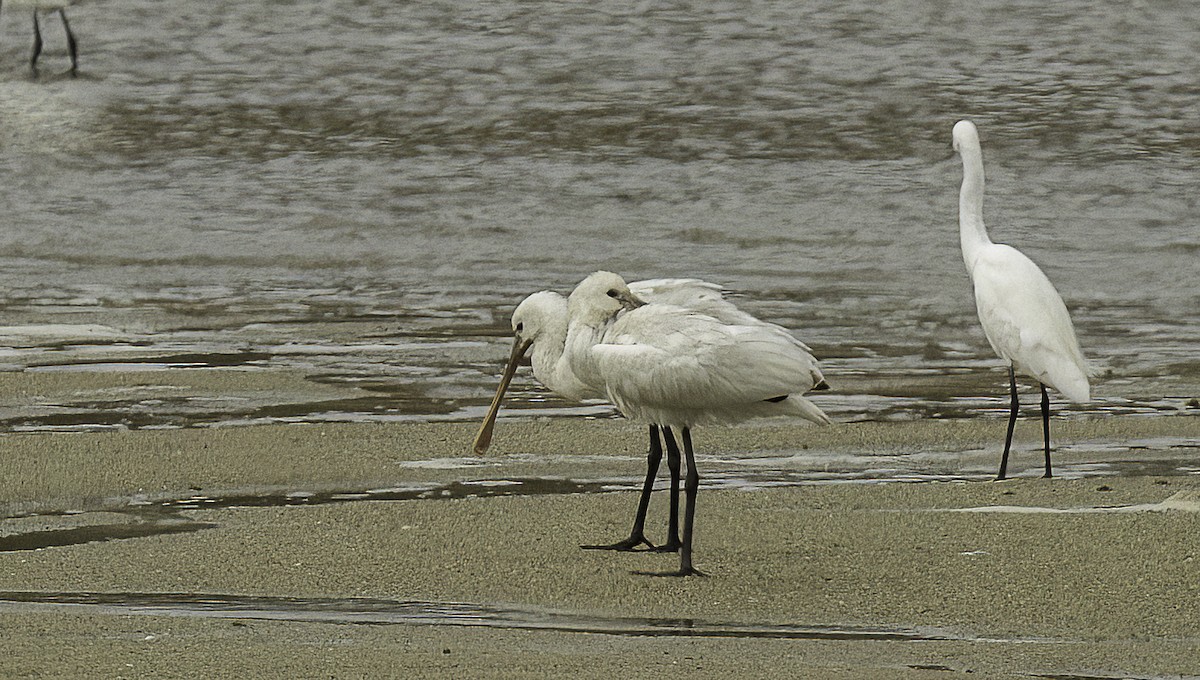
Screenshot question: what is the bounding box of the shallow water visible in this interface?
[0,1,1197,432]
[3,435,1197,552]
[0,590,1056,644]
[3,593,1193,679]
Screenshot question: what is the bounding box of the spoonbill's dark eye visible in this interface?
[606,289,619,298]
[515,322,524,332]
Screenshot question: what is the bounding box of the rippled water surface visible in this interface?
[1,1,1197,430]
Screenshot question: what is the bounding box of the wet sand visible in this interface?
[2,413,1199,678]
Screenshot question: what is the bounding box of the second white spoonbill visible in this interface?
[474,278,784,552]
[566,271,831,576]
[953,120,1093,480]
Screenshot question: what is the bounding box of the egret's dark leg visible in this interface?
[648,426,682,553]
[582,425,662,551]
[60,10,77,76]
[997,366,1019,481]
[1040,383,1052,479]
[31,11,43,75]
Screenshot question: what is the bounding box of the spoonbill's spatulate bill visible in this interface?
[0,0,79,75]
[953,120,1093,480]
[473,278,801,553]
[565,271,830,576]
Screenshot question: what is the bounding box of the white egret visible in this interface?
[473,278,790,552]
[953,120,1093,480]
[0,0,79,75]
[566,271,830,576]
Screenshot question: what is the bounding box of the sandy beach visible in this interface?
[2,381,1198,678]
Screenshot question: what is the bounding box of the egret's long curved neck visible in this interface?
[958,142,992,272]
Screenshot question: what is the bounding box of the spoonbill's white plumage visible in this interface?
[953,120,1092,480]
[567,272,830,431]
[473,277,785,552]
[473,277,757,448]
[518,279,750,401]
[0,0,79,75]
[566,271,830,576]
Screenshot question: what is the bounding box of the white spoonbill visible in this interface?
[953,120,1093,480]
[566,271,831,576]
[473,278,792,552]
[0,0,79,75]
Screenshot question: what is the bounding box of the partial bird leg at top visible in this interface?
[997,366,1019,481]
[581,425,662,551]
[649,426,682,553]
[30,11,43,76]
[1040,383,1053,479]
[28,9,77,77]
[60,10,78,75]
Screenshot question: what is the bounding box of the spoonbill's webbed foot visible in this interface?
[580,534,655,552]
[646,536,681,553]
[632,566,707,578]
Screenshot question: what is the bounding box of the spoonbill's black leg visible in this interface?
[674,427,704,576]
[60,10,77,75]
[1040,383,1053,479]
[581,425,661,551]
[996,366,1019,481]
[636,427,705,577]
[649,426,682,553]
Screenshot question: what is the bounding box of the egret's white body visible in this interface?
[953,120,1092,479]
[473,277,817,552]
[565,271,830,575]
[967,247,1090,403]
[0,0,79,75]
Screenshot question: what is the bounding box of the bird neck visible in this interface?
[564,314,609,390]
[530,321,569,390]
[958,144,992,272]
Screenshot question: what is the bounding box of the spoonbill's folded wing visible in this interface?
[595,308,822,411]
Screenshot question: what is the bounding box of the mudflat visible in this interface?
[2,416,1199,678]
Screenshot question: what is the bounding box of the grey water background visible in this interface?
[0,0,1197,432]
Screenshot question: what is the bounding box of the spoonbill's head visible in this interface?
[510,290,567,360]
[472,290,566,456]
[567,271,646,326]
[952,120,979,154]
